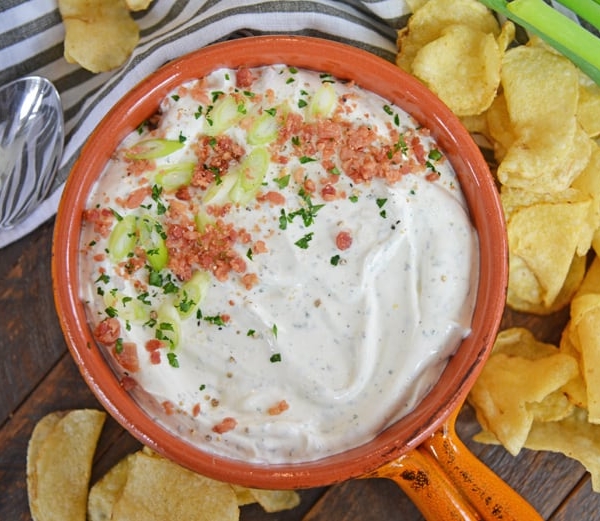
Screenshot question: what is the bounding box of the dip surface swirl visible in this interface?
[80,65,479,463]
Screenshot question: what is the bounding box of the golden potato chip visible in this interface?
[497,123,592,193]
[501,45,579,138]
[109,451,239,521]
[507,253,586,315]
[27,409,106,521]
[577,74,600,138]
[523,407,600,492]
[573,143,600,250]
[468,328,579,455]
[59,0,139,73]
[559,321,588,409]
[125,0,152,10]
[506,194,592,308]
[411,24,501,116]
[485,94,515,164]
[396,0,499,73]
[241,488,301,513]
[87,454,132,521]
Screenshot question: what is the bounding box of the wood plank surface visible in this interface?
[2,219,600,521]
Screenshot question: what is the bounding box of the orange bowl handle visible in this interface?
[365,409,543,520]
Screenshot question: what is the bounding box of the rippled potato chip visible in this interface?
[108,451,239,521]
[396,0,500,73]
[496,45,591,193]
[569,257,600,423]
[27,409,106,521]
[88,454,132,521]
[91,449,301,520]
[577,75,600,138]
[411,25,501,116]
[468,328,579,455]
[58,0,140,73]
[125,0,152,10]
[503,187,592,311]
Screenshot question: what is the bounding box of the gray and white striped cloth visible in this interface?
[0,0,592,247]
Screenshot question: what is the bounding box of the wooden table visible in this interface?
[1,217,599,520]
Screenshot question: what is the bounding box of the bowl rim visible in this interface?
[52,34,508,489]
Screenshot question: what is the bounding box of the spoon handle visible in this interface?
[365,407,543,520]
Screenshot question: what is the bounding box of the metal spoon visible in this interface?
[0,76,64,230]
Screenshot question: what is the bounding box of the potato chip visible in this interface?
[58,0,140,73]
[87,454,132,521]
[523,407,600,492]
[241,488,301,513]
[577,74,600,138]
[501,46,579,136]
[27,409,106,521]
[507,253,586,315]
[559,323,588,409]
[125,0,152,10]
[468,328,579,455]
[109,451,239,521]
[411,24,501,116]
[498,123,592,193]
[502,185,592,308]
[396,0,499,73]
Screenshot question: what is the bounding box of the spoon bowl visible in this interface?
[0,76,64,230]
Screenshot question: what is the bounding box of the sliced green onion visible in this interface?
[154,162,195,192]
[125,138,185,160]
[174,270,210,318]
[138,216,168,271]
[205,95,245,136]
[554,0,600,30]
[228,147,270,205]
[247,112,280,145]
[478,0,600,85]
[156,302,181,349]
[307,83,337,120]
[107,214,137,262]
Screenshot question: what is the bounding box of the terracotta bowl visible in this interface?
[52,35,507,490]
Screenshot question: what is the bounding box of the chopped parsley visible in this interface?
[270,353,282,363]
[294,232,314,249]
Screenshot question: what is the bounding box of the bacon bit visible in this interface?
[149,350,161,365]
[189,79,210,104]
[238,228,252,244]
[125,157,154,177]
[212,417,237,434]
[114,342,140,373]
[257,190,286,206]
[94,317,121,345]
[191,135,244,182]
[320,183,337,201]
[118,186,151,209]
[206,203,232,218]
[268,400,289,416]
[411,134,427,164]
[145,338,165,352]
[192,403,201,417]
[120,375,138,391]
[83,207,114,238]
[93,253,106,262]
[236,67,255,88]
[303,178,316,193]
[253,240,268,254]
[162,400,175,415]
[241,272,259,290]
[336,230,353,251]
[175,186,192,200]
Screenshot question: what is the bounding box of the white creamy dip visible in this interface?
[80,65,479,463]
